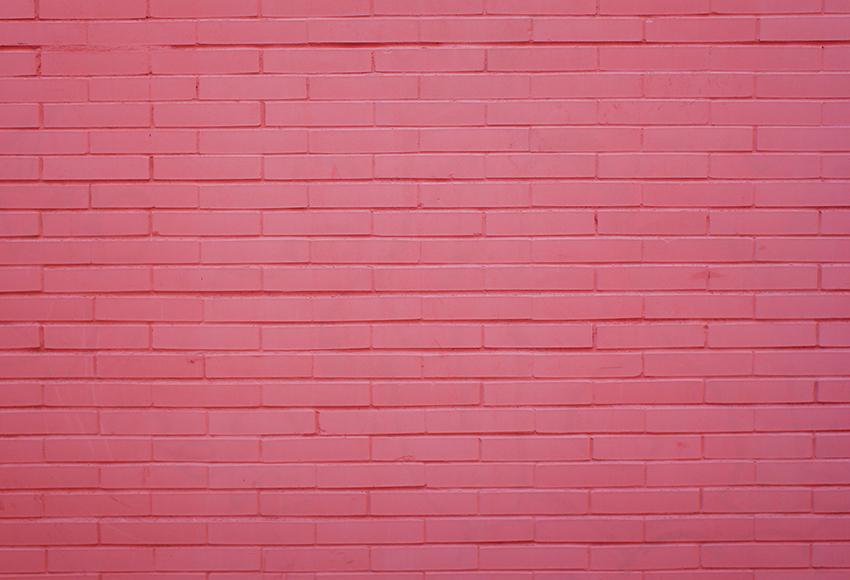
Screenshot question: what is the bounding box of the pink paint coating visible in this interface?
[0,0,849,575]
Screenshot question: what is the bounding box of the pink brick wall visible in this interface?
[1,0,849,576]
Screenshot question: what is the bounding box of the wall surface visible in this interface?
[1,0,850,577]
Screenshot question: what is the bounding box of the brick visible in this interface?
[756,350,850,376]
[153,492,257,516]
[715,0,821,12]
[0,410,97,434]
[706,379,814,403]
[95,297,201,322]
[485,323,591,348]
[154,325,259,350]
[92,183,198,209]
[0,0,34,18]
[151,49,259,75]
[826,46,850,71]
[43,384,150,407]
[153,211,261,236]
[101,410,205,435]
[311,75,418,100]
[482,436,588,461]
[708,322,817,347]
[0,103,37,128]
[43,211,149,237]
[758,73,850,98]
[643,238,754,262]
[89,76,196,101]
[376,48,485,72]
[43,156,149,181]
[702,544,810,569]
[103,522,205,546]
[156,264,255,293]
[0,354,94,378]
[317,519,422,544]
[484,381,593,406]
[761,15,850,40]
[423,74,530,99]
[602,46,710,71]
[757,239,850,262]
[209,521,313,545]
[537,516,643,541]
[645,294,753,319]
[533,17,642,41]
[44,103,150,129]
[44,324,149,350]
[646,517,753,542]
[490,47,597,71]
[267,102,374,127]
[0,324,38,348]
[708,265,817,290]
[261,491,366,516]
[481,545,588,569]
[422,128,528,153]
[154,156,262,180]
[155,102,260,127]
[712,100,821,126]
[705,434,812,459]
[199,76,306,100]
[377,154,486,179]
[372,382,477,408]
[0,522,96,546]
[426,462,534,488]
[646,73,753,97]
[600,210,707,234]
[46,438,150,462]
[1,156,40,180]
[599,154,709,178]
[598,266,708,291]
[537,408,644,433]
[480,490,587,515]
[263,547,369,572]
[647,461,755,486]
[647,16,757,41]
[317,463,423,488]
[261,437,367,463]
[644,127,752,151]
[599,100,709,124]
[0,78,87,102]
[40,0,146,19]
[374,436,479,461]
[42,50,148,76]
[532,127,640,152]
[151,0,258,17]
[593,489,699,514]
[0,465,97,489]
[645,352,753,377]
[536,462,645,488]
[487,153,595,178]
[593,435,701,460]
[532,295,643,320]
[488,0,596,14]
[97,23,194,48]
[489,100,598,127]
[420,17,531,42]
[0,268,40,293]
[91,129,196,154]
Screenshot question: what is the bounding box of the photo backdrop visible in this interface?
[0,0,849,577]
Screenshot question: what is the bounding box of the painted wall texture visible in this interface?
[1,0,850,577]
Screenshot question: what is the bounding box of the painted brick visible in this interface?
[0,4,847,577]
